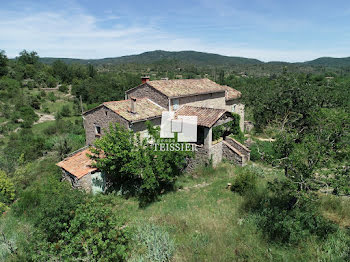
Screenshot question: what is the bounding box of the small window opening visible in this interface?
[95,125,101,136]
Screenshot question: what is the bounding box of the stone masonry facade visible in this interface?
[84,105,129,145]
[126,84,169,109]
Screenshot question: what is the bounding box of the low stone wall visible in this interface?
[225,137,250,157]
[185,145,209,173]
[222,141,243,166]
[209,141,223,167]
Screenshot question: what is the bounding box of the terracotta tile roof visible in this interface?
[222,85,242,100]
[175,105,227,127]
[146,78,226,98]
[103,98,165,122]
[56,148,97,179]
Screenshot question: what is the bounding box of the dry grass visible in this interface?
[107,162,340,262]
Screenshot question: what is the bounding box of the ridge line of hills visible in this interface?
[35,50,350,67]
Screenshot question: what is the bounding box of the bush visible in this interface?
[58,198,130,261]
[132,223,175,262]
[47,92,56,102]
[13,177,85,242]
[231,170,258,195]
[0,170,15,205]
[245,179,337,245]
[60,104,71,117]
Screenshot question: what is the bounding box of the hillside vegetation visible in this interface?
[0,49,349,261]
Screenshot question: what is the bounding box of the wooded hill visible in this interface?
[37,50,350,68]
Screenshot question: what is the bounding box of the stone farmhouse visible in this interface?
[56,77,250,193]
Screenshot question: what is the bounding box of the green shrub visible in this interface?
[59,198,130,261]
[47,92,56,102]
[231,170,258,195]
[60,104,71,117]
[13,177,85,242]
[132,223,175,262]
[246,179,337,245]
[0,170,15,205]
[318,230,350,261]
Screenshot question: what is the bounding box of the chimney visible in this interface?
[141,76,150,84]
[130,97,136,113]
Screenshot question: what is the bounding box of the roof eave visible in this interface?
[130,114,162,124]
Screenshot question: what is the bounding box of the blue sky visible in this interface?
[1,0,350,61]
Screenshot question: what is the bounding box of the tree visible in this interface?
[17,50,39,65]
[90,123,192,204]
[274,108,350,191]
[52,60,73,83]
[88,64,96,78]
[0,50,8,77]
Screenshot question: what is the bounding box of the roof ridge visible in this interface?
[103,97,146,104]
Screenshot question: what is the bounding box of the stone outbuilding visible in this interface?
[56,147,105,194]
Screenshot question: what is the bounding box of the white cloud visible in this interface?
[0,6,348,62]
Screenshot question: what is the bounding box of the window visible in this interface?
[172,98,179,110]
[105,111,108,116]
[95,124,101,136]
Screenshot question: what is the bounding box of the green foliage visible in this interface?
[212,113,241,141]
[60,104,71,117]
[132,223,175,262]
[52,59,73,83]
[231,170,257,195]
[17,50,39,65]
[47,92,56,102]
[0,50,8,77]
[58,198,130,261]
[13,177,85,242]
[317,230,350,262]
[1,130,45,172]
[0,170,15,209]
[241,178,337,245]
[90,122,192,205]
[72,72,140,104]
[250,141,278,164]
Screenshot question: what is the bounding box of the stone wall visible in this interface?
[224,137,250,157]
[131,118,161,140]
[209,141,222,167]
[184,145,209,173]
[83,106,129,145]
[61,170,92,193]
[175,91,226,110]
[126,84,169,109]
[222,141,243,166]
